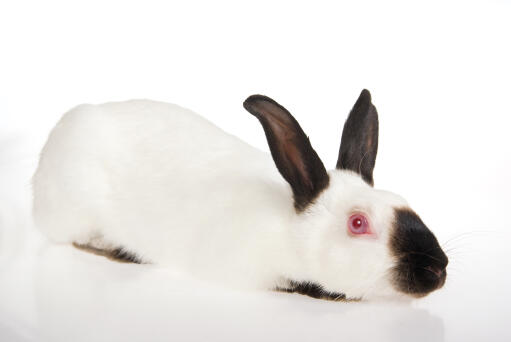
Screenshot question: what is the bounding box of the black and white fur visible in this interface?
[33,90,448,301]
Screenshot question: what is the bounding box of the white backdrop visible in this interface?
[1,1,510,341]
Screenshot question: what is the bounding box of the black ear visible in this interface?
[243,95,329,211]
[336,89,379,186]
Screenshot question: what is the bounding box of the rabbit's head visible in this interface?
[244,90,448,300]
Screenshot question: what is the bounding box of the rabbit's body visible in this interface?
[34,100,297,289]
[33,91,449,300]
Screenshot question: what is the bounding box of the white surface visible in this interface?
[0,140,510,342]
[1,1,511,341]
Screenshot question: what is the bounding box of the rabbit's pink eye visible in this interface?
[348,214,370,235]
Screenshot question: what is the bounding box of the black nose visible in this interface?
[415,266,447,291]
[424,265,443,278]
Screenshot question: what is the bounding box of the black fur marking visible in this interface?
[276,280,360,302]
[336,89,379,186]
[73,242,144,264]
[389,208,448,296]
[243,95,329,211]
[109,247,143,264]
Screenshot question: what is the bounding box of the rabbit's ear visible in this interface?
[244,95,329,211]
[336,89,379,186]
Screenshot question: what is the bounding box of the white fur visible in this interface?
[33,99,410,300]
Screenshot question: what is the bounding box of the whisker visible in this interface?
[441,230,499,248]
[406,251,445,263]
[358,150,370,175]
[418,266,439,275]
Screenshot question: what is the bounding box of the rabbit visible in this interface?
[32,89,448,301]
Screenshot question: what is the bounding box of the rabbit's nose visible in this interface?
[424,265,442,278]
[424,266,447,289]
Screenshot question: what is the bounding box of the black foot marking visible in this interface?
[72,242,144,264]
[276,280,360,302]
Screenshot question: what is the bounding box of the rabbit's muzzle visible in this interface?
[389,208,449,297]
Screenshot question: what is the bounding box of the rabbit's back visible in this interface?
[33,100,292,277]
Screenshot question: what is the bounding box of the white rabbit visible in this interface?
[32,90,448,301]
